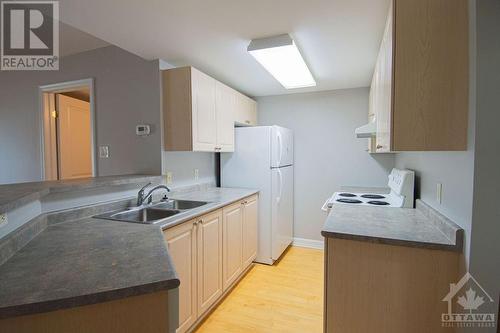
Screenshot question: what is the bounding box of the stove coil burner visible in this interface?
[338,193,357,197]
[336,198,363,204]
[361,194,386,199]
[367,200,390,206]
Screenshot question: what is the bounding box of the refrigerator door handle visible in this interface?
[277,168,283,204]
[277,131,283,167]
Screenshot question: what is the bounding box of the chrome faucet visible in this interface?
[136,183,171,206]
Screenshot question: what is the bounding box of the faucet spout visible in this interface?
[140,185,171,206]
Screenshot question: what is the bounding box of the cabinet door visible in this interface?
[191,67,217,151]
[375,1,393,153]
[163,220,197,333]
[197,210,223,315]
[242,195,258,268]
[222,202,243,291]
[215,82,235,152]
[235,93,257,126]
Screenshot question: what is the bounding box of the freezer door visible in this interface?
[271,165,294,261]
[271,126,294,168]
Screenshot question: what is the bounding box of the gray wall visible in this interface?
[0,45,162,184]
[162,152,216,188]
[468,0,500,327]
[258,88,395,241]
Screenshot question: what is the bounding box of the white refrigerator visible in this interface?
[221,126,293,265]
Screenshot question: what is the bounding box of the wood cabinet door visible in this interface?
[163,220,197,333]
[234,93,257,126]
[222,202,243,291]
[215,82,235,152]
[191,67,217,152]
[375,1,393,153]
[242,195,258,268]
[196,210,223,316]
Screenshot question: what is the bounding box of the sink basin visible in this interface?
[95,207,181,224]
[153,199,208,210]
[94,199,209,224]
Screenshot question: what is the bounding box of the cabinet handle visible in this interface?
[376,145,384,149]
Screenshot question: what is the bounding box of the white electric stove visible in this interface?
[322,168,415,211]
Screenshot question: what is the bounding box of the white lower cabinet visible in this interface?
[242,195,258,268]
[222,202,243,291]
[163,195,258,333]
[163,219,198,333]
[196,210,223,316]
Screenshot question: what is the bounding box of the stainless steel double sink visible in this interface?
[94,199,209,224]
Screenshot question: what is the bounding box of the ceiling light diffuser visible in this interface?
[248,34,316,89]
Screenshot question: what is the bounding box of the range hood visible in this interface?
[355,122,376,138]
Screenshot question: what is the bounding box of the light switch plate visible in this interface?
[437,183,443,204]
[0,214,8,228]
[166,172,173,185]
[99,145,110,158]
[194,169,199,180]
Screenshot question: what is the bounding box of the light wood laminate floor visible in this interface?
[195,246,324,333]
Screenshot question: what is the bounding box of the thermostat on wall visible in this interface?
[136,124,151,136]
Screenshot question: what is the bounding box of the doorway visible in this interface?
[40,79,96,181]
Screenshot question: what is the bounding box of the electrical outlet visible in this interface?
[166,172,173,185]
[99,145,110,158]
[0,214,8,228]
[194,169,199,180]
[437,183,443,204]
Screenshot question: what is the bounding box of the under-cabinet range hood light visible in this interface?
[355,122,377,138]
[248,34,316,89]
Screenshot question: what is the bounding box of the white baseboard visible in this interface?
[292,237,324,250]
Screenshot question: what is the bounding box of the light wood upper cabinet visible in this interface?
[235,93,257,127]
[215,82,236,152]
[163,66,258,152]
[163,219,198,333]
[369,0,468,152]
[222,202,243,291]
[196,210,223,316]
[242,195,258,268]
[192,68,218,151]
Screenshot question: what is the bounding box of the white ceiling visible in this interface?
[58,0,390,97]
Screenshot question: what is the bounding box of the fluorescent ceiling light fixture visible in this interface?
[248,34,316,89]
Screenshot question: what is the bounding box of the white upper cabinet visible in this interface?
[192,68,218,151]
[163,66,258,152]
[215,82,236,152]
[235,93,257,127]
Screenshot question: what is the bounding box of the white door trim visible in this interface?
[38,78,96,180]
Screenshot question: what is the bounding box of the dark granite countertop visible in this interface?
[0,187,258,319]
[0,175,163,214]
[321,199,463,252]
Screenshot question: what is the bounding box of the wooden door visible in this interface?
[191,68,217,151]
[222,202,243,291]
[163,220,197,333]
[215,82,235,152]
[56,94,92,179]
[197,210,223,316]
[242,195,258,268]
